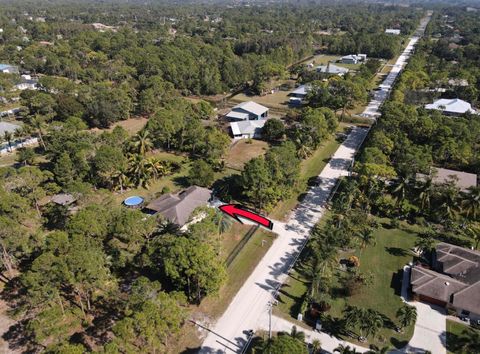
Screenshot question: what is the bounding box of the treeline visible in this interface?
[0,182,228,352]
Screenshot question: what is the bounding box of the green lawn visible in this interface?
[446,319,479,354]
[276,220,420,349]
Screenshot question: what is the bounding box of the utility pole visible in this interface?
[267,300,277,340]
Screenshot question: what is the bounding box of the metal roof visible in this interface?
[425,98,476,114]
[291,84,310,96]
[232,101,268,116]
[230,119,266,136]
[316,64,349,74]
[226,111,250,120]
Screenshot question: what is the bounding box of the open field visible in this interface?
[275,219,420,349]
[225,139,269,171]
[91,117,149,136]
[230,91,292,114]
[170,228,277,353]
[300,54,362,70]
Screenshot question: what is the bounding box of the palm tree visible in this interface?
[130,129,153,156]
[462,223,480,250]
[212,209,233,234]
[363,309,384,339]
[437,186,461,222]
[28,114,47,149]
[311,339,322,354]
[356,227,376,249]
[391,176,410,206]
[343,305,361,334]
[458,329,480,353]
[128,154,152,188]
[146,157,168,180]
[290,325,305,342]
[297,144,312,159]
[3,131,13,152]
[111,168,131,193]
[396,304,417,331]
[461,186,480,221]
[334,344,358,354]
[417,177,435,211]
[414,233,435,256]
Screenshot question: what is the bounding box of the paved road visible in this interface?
[362,13,432,119]
[200,13,432,354]
[200,127,369,353]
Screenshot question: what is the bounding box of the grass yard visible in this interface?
[276,221,420,350]
[230,90,292,112]
[170,228,277,353]
[300,54,362,70]
[111,150,189,205]
[91,116,149,136]
[0,151,18,167]
[446,319,479,354]
[225,139,269,171]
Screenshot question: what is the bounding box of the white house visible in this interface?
[0,64,19,74]
[425,98,477,116]
[230,120,266,139]
[316,63,349,76]
[14,74,38,91]
[226,101,268,121]
[340,55,359,64]
[385,29,401,35]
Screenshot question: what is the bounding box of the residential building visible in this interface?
[411,243,480,322]
[316,63,349,76]
[143,186,212,226]
[0,64,19,74]
[230,119,266,139]
[226,101,268,121]
[416,167,477,192]
[425,98,477,116]
[340,54,366,65]
[0,121,20,135]
[14,74,38,91]
[385,28,401,35]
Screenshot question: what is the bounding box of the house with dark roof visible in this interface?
[316,63,349,76]
[416,167,477,192]
[144,186,212,226]
[411,243,480,322]
[289,84,311,106]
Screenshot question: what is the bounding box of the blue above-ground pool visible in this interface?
[123,196,144,208]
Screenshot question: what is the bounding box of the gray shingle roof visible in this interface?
[145,186,212,226]
[417,167,477,192]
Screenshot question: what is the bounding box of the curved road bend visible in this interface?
[200,12,432,354]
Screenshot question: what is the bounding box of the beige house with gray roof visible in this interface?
[144,186,212,226]
[411,243,480,321]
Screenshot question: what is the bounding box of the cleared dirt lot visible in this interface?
[224,139,269,171]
